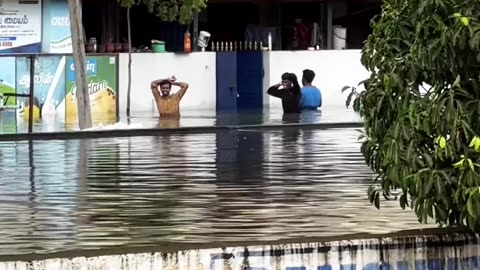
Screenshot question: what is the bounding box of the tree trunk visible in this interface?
[126,7,132,117]
[68,0,92,129]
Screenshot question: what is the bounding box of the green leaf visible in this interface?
[374,192,380,209]
[357,79,368,87]
[453,75,461,88]
[468,198,475,217]
[435,176,445,195]
[435,205,447,221]
[453,160,464,169]
[400,193,408,209]
[469,137,477,148]
[423,153,434,168]
[438,170,452,184]
[342,86,351,93]
[425,172,434,195]
[346,91,355,108]
[468,159,475,171]
[347,0,480,231]
[439,137,447,149]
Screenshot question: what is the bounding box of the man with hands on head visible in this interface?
[151,75,189,117]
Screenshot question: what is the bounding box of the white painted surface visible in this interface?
[118,52,216,116]
[2,236,478,270]
[118,50,368,115]
[265,50,369,110]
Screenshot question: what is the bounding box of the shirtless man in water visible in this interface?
[151,76,189,117]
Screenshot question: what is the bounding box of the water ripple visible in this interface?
[0,128,431,256]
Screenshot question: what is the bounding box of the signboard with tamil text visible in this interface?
[16,56,66,116]
[0,0,42,53]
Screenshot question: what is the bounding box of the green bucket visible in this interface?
[151,40,166,53]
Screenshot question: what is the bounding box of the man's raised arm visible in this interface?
[172,81,189,100]
[151,78,170,89]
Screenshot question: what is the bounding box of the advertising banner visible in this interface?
[0,0,42,53]
[0,57,18,133]
[0,57,17,105]
[41,0,71,53]
[65,56,117,125]
[16,56,66,116]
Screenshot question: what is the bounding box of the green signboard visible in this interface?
[65,56,117,125]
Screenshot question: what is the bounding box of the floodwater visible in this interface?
[0,127,432,258]
[0,106,362,133]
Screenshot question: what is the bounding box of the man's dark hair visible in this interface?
[281,72,301,96]
[159,80,172,87]
[302,69,315,84]
[281,72,291,80]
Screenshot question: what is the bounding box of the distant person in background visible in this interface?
[151,75,189,117]
[292,18,311,50]
[300,69,322,111]
[267,73,302,114]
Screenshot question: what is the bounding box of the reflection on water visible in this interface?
[0,128,431,257]
[156,117,180,129]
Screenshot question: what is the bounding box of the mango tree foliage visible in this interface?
[118,0,206,25]
[345,0,480,230]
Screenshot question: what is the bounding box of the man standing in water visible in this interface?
[267,73,302,114]
[300,69,322,111]
[151,76,189,117]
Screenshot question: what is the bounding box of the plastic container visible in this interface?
[151,40,166,53]
[333,26,347,50]
[198,31,211,48]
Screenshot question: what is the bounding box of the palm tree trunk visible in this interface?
[68,0,92,129]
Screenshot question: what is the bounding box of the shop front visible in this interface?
[0,55,119,132]
[0,0,119,132]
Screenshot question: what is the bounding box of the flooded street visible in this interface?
[0,127,431,257]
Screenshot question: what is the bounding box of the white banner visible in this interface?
[0,0,42,53]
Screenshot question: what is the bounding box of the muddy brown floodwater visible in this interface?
[0,127,431,257]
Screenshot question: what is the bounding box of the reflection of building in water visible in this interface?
[0,140,84,250]
[74,139,134,243]
[213,130,268,237]
[215,130,265,183]
[77,134,218,241]
[164,133,217,235]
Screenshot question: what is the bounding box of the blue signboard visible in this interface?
[16,56,66,115]
[41,0,72,53]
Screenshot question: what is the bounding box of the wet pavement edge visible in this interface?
[0,227,471,262]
